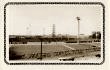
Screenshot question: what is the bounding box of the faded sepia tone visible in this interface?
[7,4,102,62]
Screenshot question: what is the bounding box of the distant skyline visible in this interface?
[7,4,103,35]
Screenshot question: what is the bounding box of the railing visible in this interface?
[20,47,101,60]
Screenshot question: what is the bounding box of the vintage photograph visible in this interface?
[5,2,104,63]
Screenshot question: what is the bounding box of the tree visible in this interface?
[91,31,101,39]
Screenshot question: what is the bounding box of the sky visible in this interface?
[6,4,103,35]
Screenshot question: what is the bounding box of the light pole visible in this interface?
[76,17,80,44]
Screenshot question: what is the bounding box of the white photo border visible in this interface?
[4,2,105,65]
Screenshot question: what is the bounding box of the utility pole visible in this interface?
[26,24,31,35]
[76,17,80,44]
[52,24,55,38]
[40,38,42,60]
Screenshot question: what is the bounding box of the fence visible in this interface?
[22,47,101,59]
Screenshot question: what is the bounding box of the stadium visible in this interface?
[9,31,101,61]
[7,4,102,61]
[8,16,101,61]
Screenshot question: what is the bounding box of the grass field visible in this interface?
[9,42,101,60]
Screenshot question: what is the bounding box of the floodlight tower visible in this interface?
[76,17,80,44]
